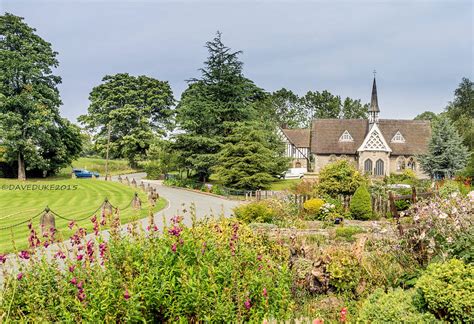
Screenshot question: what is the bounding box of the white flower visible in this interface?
[420,231,426,240]
[447,237,453,243]
[439,212,448,219]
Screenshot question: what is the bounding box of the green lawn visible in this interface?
[57,157,141,178]
[0,178,166,253]
[268,179,301,191]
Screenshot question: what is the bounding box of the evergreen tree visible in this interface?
[213,121,289,190]
[350,185,373,220]
[174,32,264,181]
[418,116,469,178]
[0,13,82,179]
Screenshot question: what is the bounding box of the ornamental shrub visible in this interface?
[358,288,437,323]
[317,160,367,197]
[303,198,325,216]
[326,249,362,293]
[438,180,461,198]
[233,201,275,223]
[349,185,373,220]
[415,259,474,323]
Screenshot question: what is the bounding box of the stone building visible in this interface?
[281,78,432,178]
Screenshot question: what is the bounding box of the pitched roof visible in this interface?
[281,128,311,147]
[311,119,431,155]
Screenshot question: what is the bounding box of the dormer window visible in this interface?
[391,131,405,143]
[339,130,354,142]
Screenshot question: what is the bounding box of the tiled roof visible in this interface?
[281,128,311,148]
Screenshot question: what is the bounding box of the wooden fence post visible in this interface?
[411,186,417,203]
[40,207,55,235]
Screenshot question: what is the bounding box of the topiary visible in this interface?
[349,185,373,220]
[358,288,437,323]
[303,198,325,216]
[415,259,473,323]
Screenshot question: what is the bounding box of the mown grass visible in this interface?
[0,178,166,253]
[268,179,301,191]
[57,157,140,178]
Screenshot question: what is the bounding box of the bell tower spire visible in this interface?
[369,71,380,125]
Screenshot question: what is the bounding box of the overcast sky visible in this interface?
[2,0,473,123]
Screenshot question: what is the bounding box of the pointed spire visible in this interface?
[369,77,380,113]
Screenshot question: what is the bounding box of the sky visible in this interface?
[2,0,473,123]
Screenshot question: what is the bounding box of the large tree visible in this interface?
[414,111,440,123]
[78,73,174,166]
[213,121,289,190]
[265,88,305,128]
[174,32,264,181]
[0,13,82,179]
[418,116,469,178]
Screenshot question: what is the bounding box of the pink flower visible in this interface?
[70,277,77,285]
[313,319,324,324]
[43,241,50,248]
[69,265,75,272]
[124,289,131,300]
[340,307,347,322]
[18,250,30,260]
[0,254,6,264]
[77,290,86,302]
[262,287,268,298]
[90,215,97,223]
[17,272,23,280]
[76,254,84,261]
[68,221,75,229]
[171,243,177,253]
[54,251,66,259]
[168,225,182,237]
[244,298,251,310]
[76,281,83,289]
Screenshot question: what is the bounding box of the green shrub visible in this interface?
[317,160,367,197]
[335,226,365,242]
[233,201,275,223]
[326,249,362,293]
[350,185,373,220]
[438,180,461,198]
[144,161,163,179]
[303,198,325,216]
[358,288,437,323]
[415,259,474,323]
[447,227,474,263]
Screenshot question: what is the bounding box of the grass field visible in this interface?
[57,157,141,178]
[268,179,301,191]
[0,178,166,253]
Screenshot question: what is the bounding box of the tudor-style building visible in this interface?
[281,78,432,178]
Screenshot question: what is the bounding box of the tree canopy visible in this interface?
[78,73,174,166]
[418,116,469,178]
[0,13,82,179]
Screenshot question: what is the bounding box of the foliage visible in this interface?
[414,111,440,123]
[78,73,174,167]
[445,77,473,152]
[357,288,437,323]
[0,216,294,322]
[326,249,362,293]
[317,160,366,197]
[415,259,474,323]
[58,157,139,178]
[144,140,178,179]
[0,13,82,179]
[349,185,373,220]
[399,195,473,266]
[303,198,325,216]
[174,32,264,181]
[438,179,461,198]
[213,121,289,190]
[418,116,469,178]
[335,226,365,242]
[385,169,418,186]
[265,88,306,128]
[234,201,275,224]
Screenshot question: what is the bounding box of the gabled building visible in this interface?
[281,78,432,178]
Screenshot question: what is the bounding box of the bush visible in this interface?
[349,186,373,220]
[317,160,367,197]
[234,201,275,223]
[358,288,437,323]
[415,259,474,323]
[144,161,163,179]
[326,249,362,293]
[439,180,461,198]
[303,198,325,216]
[0,217,294,322]
[335,226,365,242]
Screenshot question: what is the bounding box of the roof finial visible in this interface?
[373,69,376,78]
[369,75,380,113]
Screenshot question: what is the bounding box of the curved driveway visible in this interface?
[115,173,242,228]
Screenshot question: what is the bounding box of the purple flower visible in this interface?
[17,272,23,280]
[168,225,182,237]
[124,289,131,300]
[263,287,268,298]
[54,251,66,259]
[171,243,177,253]
[68,221,75,229]
[76,281,83,289]
[69,265,75,272]
[76,254,84,261]
[0,254,6,264]
[244,298,251,310]
[70,277,77,285]
[77,290,86,302]
[18,250,30,260]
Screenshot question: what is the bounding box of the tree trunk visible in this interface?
[18,151,26,181]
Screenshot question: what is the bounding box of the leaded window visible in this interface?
[364,159,373,175]
[407,157,416,171]
[375,159,384,176]
[397,156,406,171]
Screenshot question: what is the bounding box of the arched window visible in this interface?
[364,159,373,175]
[329,154,337,162]
[295,161,302,168]
[407,157,416,171]
[375,159,385,176]
[397,156,406,171]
